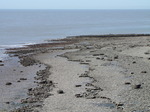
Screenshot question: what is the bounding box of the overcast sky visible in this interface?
[0,0,150,9]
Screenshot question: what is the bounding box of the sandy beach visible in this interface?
[1,34,150,112]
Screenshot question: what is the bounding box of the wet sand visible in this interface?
[1,34,150,112]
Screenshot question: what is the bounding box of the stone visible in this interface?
[133,84,141,89]
[114,55,118,59]
[20,78,27,80]
[141,71,147,73]
[75,85,82,87]
[57,90,64,94]
[125,82,131,85]
[6,82,12,85]
[132,61,136,64]
[0,64,4,66]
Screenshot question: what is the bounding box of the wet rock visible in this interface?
[57,90,64,94]
[0,60,2,63]
[6,82,12,85]
[75,85,82,87]
[148,57,150,60]
[133,84,141,89]
[20,78,27,80]
[131,72,134,74]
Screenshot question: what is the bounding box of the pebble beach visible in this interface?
[0,34,150,112]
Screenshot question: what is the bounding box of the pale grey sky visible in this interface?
[0,0,150,9]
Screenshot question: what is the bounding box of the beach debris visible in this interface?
[57,90,64,94]
[6,82,12,85]
[20,78,27,80]
[133,84,141,89]
[75,85,82,87]
[141,71,147,73]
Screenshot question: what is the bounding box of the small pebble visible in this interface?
[5,102,10,104]
[132,61,136,64]
[133,84,141,89]
[125,82,131,85]
[75,85,82,87]
[20,78,27,80]
[57,90,64,94]
[141,71,147,73]
[6,82,12,85]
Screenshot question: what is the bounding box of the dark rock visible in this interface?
[0,64,4,66]
[131,72,134,74]
[117,103,124,106]
[5,102,10,104]
[75,94,83,98]
[57,90,64,94]
[93,54,100,56]
[20,78,27,80]
[6,82,12,85]
[114,55,118,59]
[99,53,104,55]
[96,57,100,60]
[141,71,147,73]
[107,59,112,61]
[145,52,150,54]
[28,88,32,91]
[20,71,23,73]
[133,84,141,89]
[132,61,136,64]
[0,60,2,63]
[125,82,131,85]
[17,80,21,82]
[75,85,82,87]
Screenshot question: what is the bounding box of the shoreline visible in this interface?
[1,34,150,112]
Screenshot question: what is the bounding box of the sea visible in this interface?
[0,9,150,59]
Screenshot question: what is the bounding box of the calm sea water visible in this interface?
[0,10,150,46]
[0,9,150,56]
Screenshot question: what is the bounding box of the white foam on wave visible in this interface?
[0,43,36,60]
